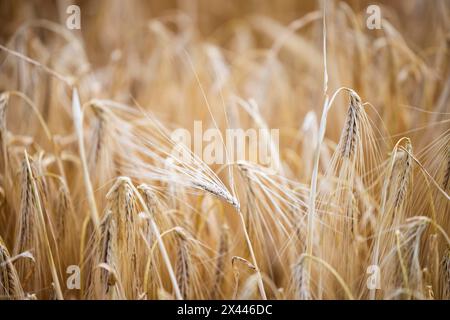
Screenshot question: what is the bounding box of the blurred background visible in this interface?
[0,1,446,65]
[0,0,448,154]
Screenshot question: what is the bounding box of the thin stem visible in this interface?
[130,185,183,300]
[72,88,100,232]
[238,210,267,300]
[300,254,354,300]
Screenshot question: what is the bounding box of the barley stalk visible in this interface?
[72,88,100,232]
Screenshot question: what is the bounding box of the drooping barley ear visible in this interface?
[97,210,117,296]
[106,177,138,297]
[87,103,116,186]
[175,228,191,299]
[88,104,107,169]
[392,141,413,208]
[441,248,450,299]
[14,157,37,271]
[192,180,240,211]
[137,184,160,217]
[340,92,362,159]
[55,183,71,244]
[55,179,78,279]
[211,224,229,299]
[137,184,157,245]
[106,176,137,254]
[292,256,311,300]
[22,151,64,299]
[0,238,25,300]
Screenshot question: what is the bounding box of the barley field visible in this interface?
[0,0,449,300]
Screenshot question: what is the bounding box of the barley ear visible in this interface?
[175,228,191,299]
[340,92,362,159]
[0,238,25,300]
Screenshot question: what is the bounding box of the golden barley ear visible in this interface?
[0,238,25,300]
[106,177,137,254]
[86,103,118,186]
[54,181,75,244]
[292,256,311,300]
[392,140,413,209]
[340,92,362,159]
[95,210,118,298]
[175,227,191,299]
[14,157,38,270]
[88,104,107,170]
[192,180,240,210]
